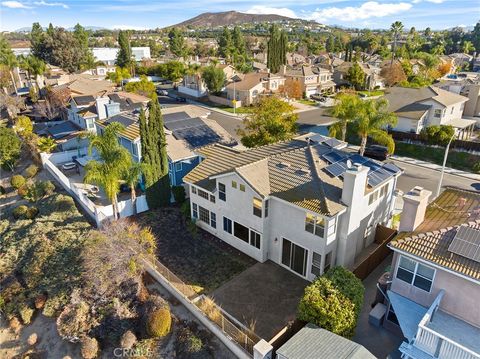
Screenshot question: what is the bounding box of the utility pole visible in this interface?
[436,134,456,198]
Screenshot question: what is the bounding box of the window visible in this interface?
[191,186,197,194]
[232,181,237,189]
[219,183,226,201]
[265,200,269,218]
[311,252,322,276]
[198,189,209,200]
[209,194,215,203]
[282,238,308,276]
[324,252,332,273]
[223,217,232,234]
[434,109,442,118]
[239,184,245,192]
[305,213,324,237]
[132,142,138,157]
[451,106,454,114]
[396,256,435,292]
[192,203,198,219]
[234,222,249,243]
[175,162,182,172]
[210,212,216,228]
[253,197,262,217]
[199,206,210,224]
[250,229,261,249]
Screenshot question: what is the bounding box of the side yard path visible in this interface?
[134,207,256,294]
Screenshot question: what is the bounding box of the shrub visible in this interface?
[26,206,39,219]
[25,182,45,202]
[40,180,55,196]
[11,174,26,189]
[187,335,203,353]
[180,201,190,220]
[172,185,186,204]
[297,277,356,338]
[25,164,39,178]
[197,297,221,323]
[146,308,171,338]
[34,294,47,309]
[323,266,364,319]
[17,185,28,198]
[13,205,28,219]
[473,162,480,174]
[80,336,99,359]
[120,330,137,349]
[57,301,91,342]
[19,305,34,325]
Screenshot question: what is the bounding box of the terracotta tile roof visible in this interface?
[390,187,480,281]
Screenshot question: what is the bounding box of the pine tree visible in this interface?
[140,97,170,208]
[116,30,132,68]
[326,36,335,53]
[218,27,233,62]
[168,28,186,58]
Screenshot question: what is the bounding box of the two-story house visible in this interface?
[184,134,403,280]
[178,64,237,98]
[225,72,286,106]
[282,65,336,97]
[385,186,480,359]
[385,86,476,139]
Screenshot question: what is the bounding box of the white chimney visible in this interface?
[341,164,369,206]
[399,186,432,232]
[95,96,110,121]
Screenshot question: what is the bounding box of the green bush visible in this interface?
[420,125,455,146]
[19,306,34,325]
[180,201,190,220]
[187,335,203,353]
[298,277,356,338]
[11,175,26,189]
[25,207,39,219]
[473,162,480,174]
[172,186,186,204]
[24,164,39,178]
[17,185,28,198]
[13,205,28,219]
[146,308,171,337]
[323,266,364,319]
[40,180,55,196]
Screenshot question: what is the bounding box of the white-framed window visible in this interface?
[265,199,269,217]
[253,197,262,217]
[191,186,197,194]
[239,184,245,192]
[219,183,226,201]
[199,206,210,224]
[324,251,332,273]
[198,189,209,200]
[192,203,198,219]
[175,162,182,172]
[396,256,435,292]
[305,213,324,237]
[434,109,442,118]
[223,217,232,234]
[209,194,215,203]
[311,252,322,276]
[210,212,216,228]
[249,229,261,249]
[232,180,237,189]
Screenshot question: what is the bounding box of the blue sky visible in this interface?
[1,0,478,32]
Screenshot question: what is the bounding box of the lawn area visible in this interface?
[358,90,385,97]
[219,106,254,114]
[395,142,480,172]
[297,99,318,106]
[134,207,256,294]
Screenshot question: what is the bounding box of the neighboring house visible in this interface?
[473,55,480,72]
[437,72,480,119]
[48,74,115,97]
[275,323,375,359]
[97,104,236,185]
[333,62,384,90]
[183,134,403,280]
[385,86,476,138]
[178,65,237,98]
[225,72,285,106]
[449,53,474,70]
[385,186,480,359]
[286,53,307,66]
[35,121,87,151]
[92,47,151,66]
[281,65,335,96]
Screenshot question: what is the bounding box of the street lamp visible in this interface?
[436,134,456,198]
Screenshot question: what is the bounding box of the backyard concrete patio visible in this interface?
[211,260,308,340]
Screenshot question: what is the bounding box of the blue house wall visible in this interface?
[169,156,201,186]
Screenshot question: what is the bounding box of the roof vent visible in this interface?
[296,168,310,176]
[411,186,424,196]
[277,161,291,169]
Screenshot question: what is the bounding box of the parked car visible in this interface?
[176,97,187,103]
[156,89,168,96]
[361,145,390,161]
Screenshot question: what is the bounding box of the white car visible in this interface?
[156,89,169,96]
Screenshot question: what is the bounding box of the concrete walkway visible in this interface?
[353,255,403,359]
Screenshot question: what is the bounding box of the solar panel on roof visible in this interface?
[322,150,349,164]
[324,138,343,148]
[383,162,402,174]
[325,161,349,177]
[349,154,368,165]
[163,111,191,123]
[367,168,391,187]
[164,117,204,131]
[363,159,383,172]
[173,125,221,148]
[448,226,480,263]
[106,115,135,128]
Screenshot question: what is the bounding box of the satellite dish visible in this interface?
[346,159,352,168]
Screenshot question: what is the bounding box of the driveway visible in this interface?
[211,260,308,340]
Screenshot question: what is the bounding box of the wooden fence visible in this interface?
[390,130,480,153]
[353,224,397,280]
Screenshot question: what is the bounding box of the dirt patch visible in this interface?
[134,207,255,293]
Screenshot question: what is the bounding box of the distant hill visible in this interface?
[172,10,310,28]
[14,25,106,32]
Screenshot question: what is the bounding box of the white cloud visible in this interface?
[111,25,148,31]
[307,1,412,22]
[33,1,69,9]
[246,5,298,19]
[1,1,32,8]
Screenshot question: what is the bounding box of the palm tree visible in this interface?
[123,161,148,215]
[422,54,439,80]
[0,36,18,92]
[37,136,57,153]
[84,122,132,220]
[355,98,397,156]
[18,55,45,89]
[328,93,361,142]
[462,41,475,54]
[390,21,404,65]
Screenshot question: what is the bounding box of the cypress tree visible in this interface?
[267,24,287,73]
[116,30,132,68]
[140,96,170,208]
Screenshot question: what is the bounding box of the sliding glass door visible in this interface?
[281,238,308,276]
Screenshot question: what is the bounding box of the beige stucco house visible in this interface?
[225,71,285,106]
